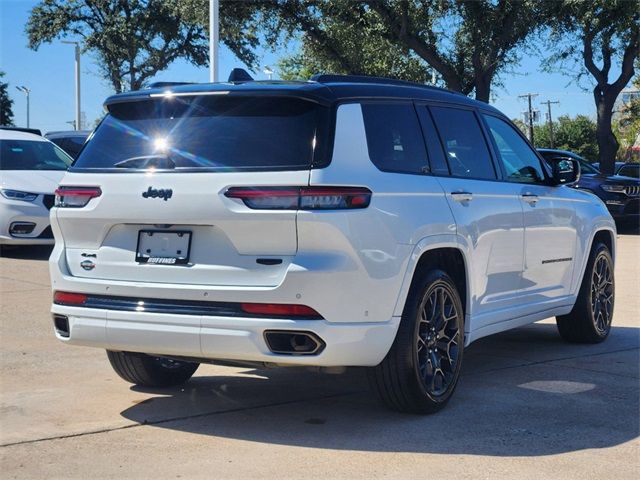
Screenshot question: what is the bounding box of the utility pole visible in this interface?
[541,100,560,149]
[62,41,81,130]
[209,0,219,82]
[519,93,538,144]
[15,86,30,128]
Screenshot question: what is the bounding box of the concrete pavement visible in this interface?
[1,234,638,479]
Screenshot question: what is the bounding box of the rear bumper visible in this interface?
[48,230,406,366]
[1,235,54,246]
[50,303,400,367]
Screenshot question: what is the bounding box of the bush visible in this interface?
[534,115,599,162]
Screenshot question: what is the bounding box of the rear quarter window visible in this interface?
[361,103,429,174]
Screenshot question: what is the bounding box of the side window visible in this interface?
[429,106,496,180]
[416,106,450,176]
[483,115,546,184]
[361,103,429,174]
[618,165,639,179]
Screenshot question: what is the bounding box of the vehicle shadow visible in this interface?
[120,323,639,457]
[0,245,53,260]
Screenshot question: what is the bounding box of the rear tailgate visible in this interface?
[54,94,328,287]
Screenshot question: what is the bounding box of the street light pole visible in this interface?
[62,41,81,130]
[209,0,219,82]
[15,86,31,128]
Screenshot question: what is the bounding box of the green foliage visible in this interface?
[211,0,543,102]
[544,0,639,84]
[277,7,431,84]
[275,0,435,84]
[613,72,640,162]
[542,0,639,173]
[534,115,599,162]
[0,71,14,126]
[26,0,210,93]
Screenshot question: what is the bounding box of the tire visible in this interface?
[367,269,465,414]
[556,242,614,343]
[106,350,199,387]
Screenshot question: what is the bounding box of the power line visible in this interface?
[541,100,560,148]
[519,93,539,144]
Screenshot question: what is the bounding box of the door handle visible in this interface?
[521,193,539,204]
[451,191,473,202]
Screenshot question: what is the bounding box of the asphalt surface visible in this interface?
[1,232,638,479]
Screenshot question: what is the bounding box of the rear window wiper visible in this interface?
[113,154,176,169]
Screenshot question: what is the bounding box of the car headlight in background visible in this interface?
[0,189,38,202]
[600,184,626,194]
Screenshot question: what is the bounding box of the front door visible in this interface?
[481,114,578,306]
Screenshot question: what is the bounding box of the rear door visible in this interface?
[422,105,525,327]
[55,95,328,287]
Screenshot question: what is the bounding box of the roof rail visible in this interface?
[310,74,440,90]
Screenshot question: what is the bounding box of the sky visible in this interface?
[0,0,624,133]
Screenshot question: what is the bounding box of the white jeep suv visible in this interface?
[49,74,616,413]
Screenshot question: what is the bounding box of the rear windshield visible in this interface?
[73,96,328,171]
[0,139,72,171]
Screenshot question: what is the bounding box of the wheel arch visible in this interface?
[393,236,471,323]
[592,229,615,261]
[572,226,616,296]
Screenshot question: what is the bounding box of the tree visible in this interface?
[201,0,542,102]
[276,5,432,84]
[534,115,599,161]
[613,69,640,162]
[363,0,541,101]
[0,71,14,126]
[544,0,639,174]
[26,0,211,93]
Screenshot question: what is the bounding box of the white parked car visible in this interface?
[1,129,72,246]
[49,73,616,413]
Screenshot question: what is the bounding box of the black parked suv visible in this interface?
[45,130,91,159]
[538,148,640,226]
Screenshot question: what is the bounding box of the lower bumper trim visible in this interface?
[53,292,324,320]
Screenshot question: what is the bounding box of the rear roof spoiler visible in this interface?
[146,82,195,89]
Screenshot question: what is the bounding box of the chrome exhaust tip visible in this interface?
[263,330,325,356]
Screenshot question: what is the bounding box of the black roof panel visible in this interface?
[103,75,503,116]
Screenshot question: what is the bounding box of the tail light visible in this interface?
[225,186,372,210]
[53,291,88,305]
[55,186,102,208]
[240,303,323,318]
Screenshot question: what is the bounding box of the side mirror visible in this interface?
[548,157,580,185]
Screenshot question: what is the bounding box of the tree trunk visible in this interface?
[110,72,123,94]
[594,87,619,175]
[474,75,491,103]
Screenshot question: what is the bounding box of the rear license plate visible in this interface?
[136,230,191,265]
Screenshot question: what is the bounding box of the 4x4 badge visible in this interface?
[142,187,173,201]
